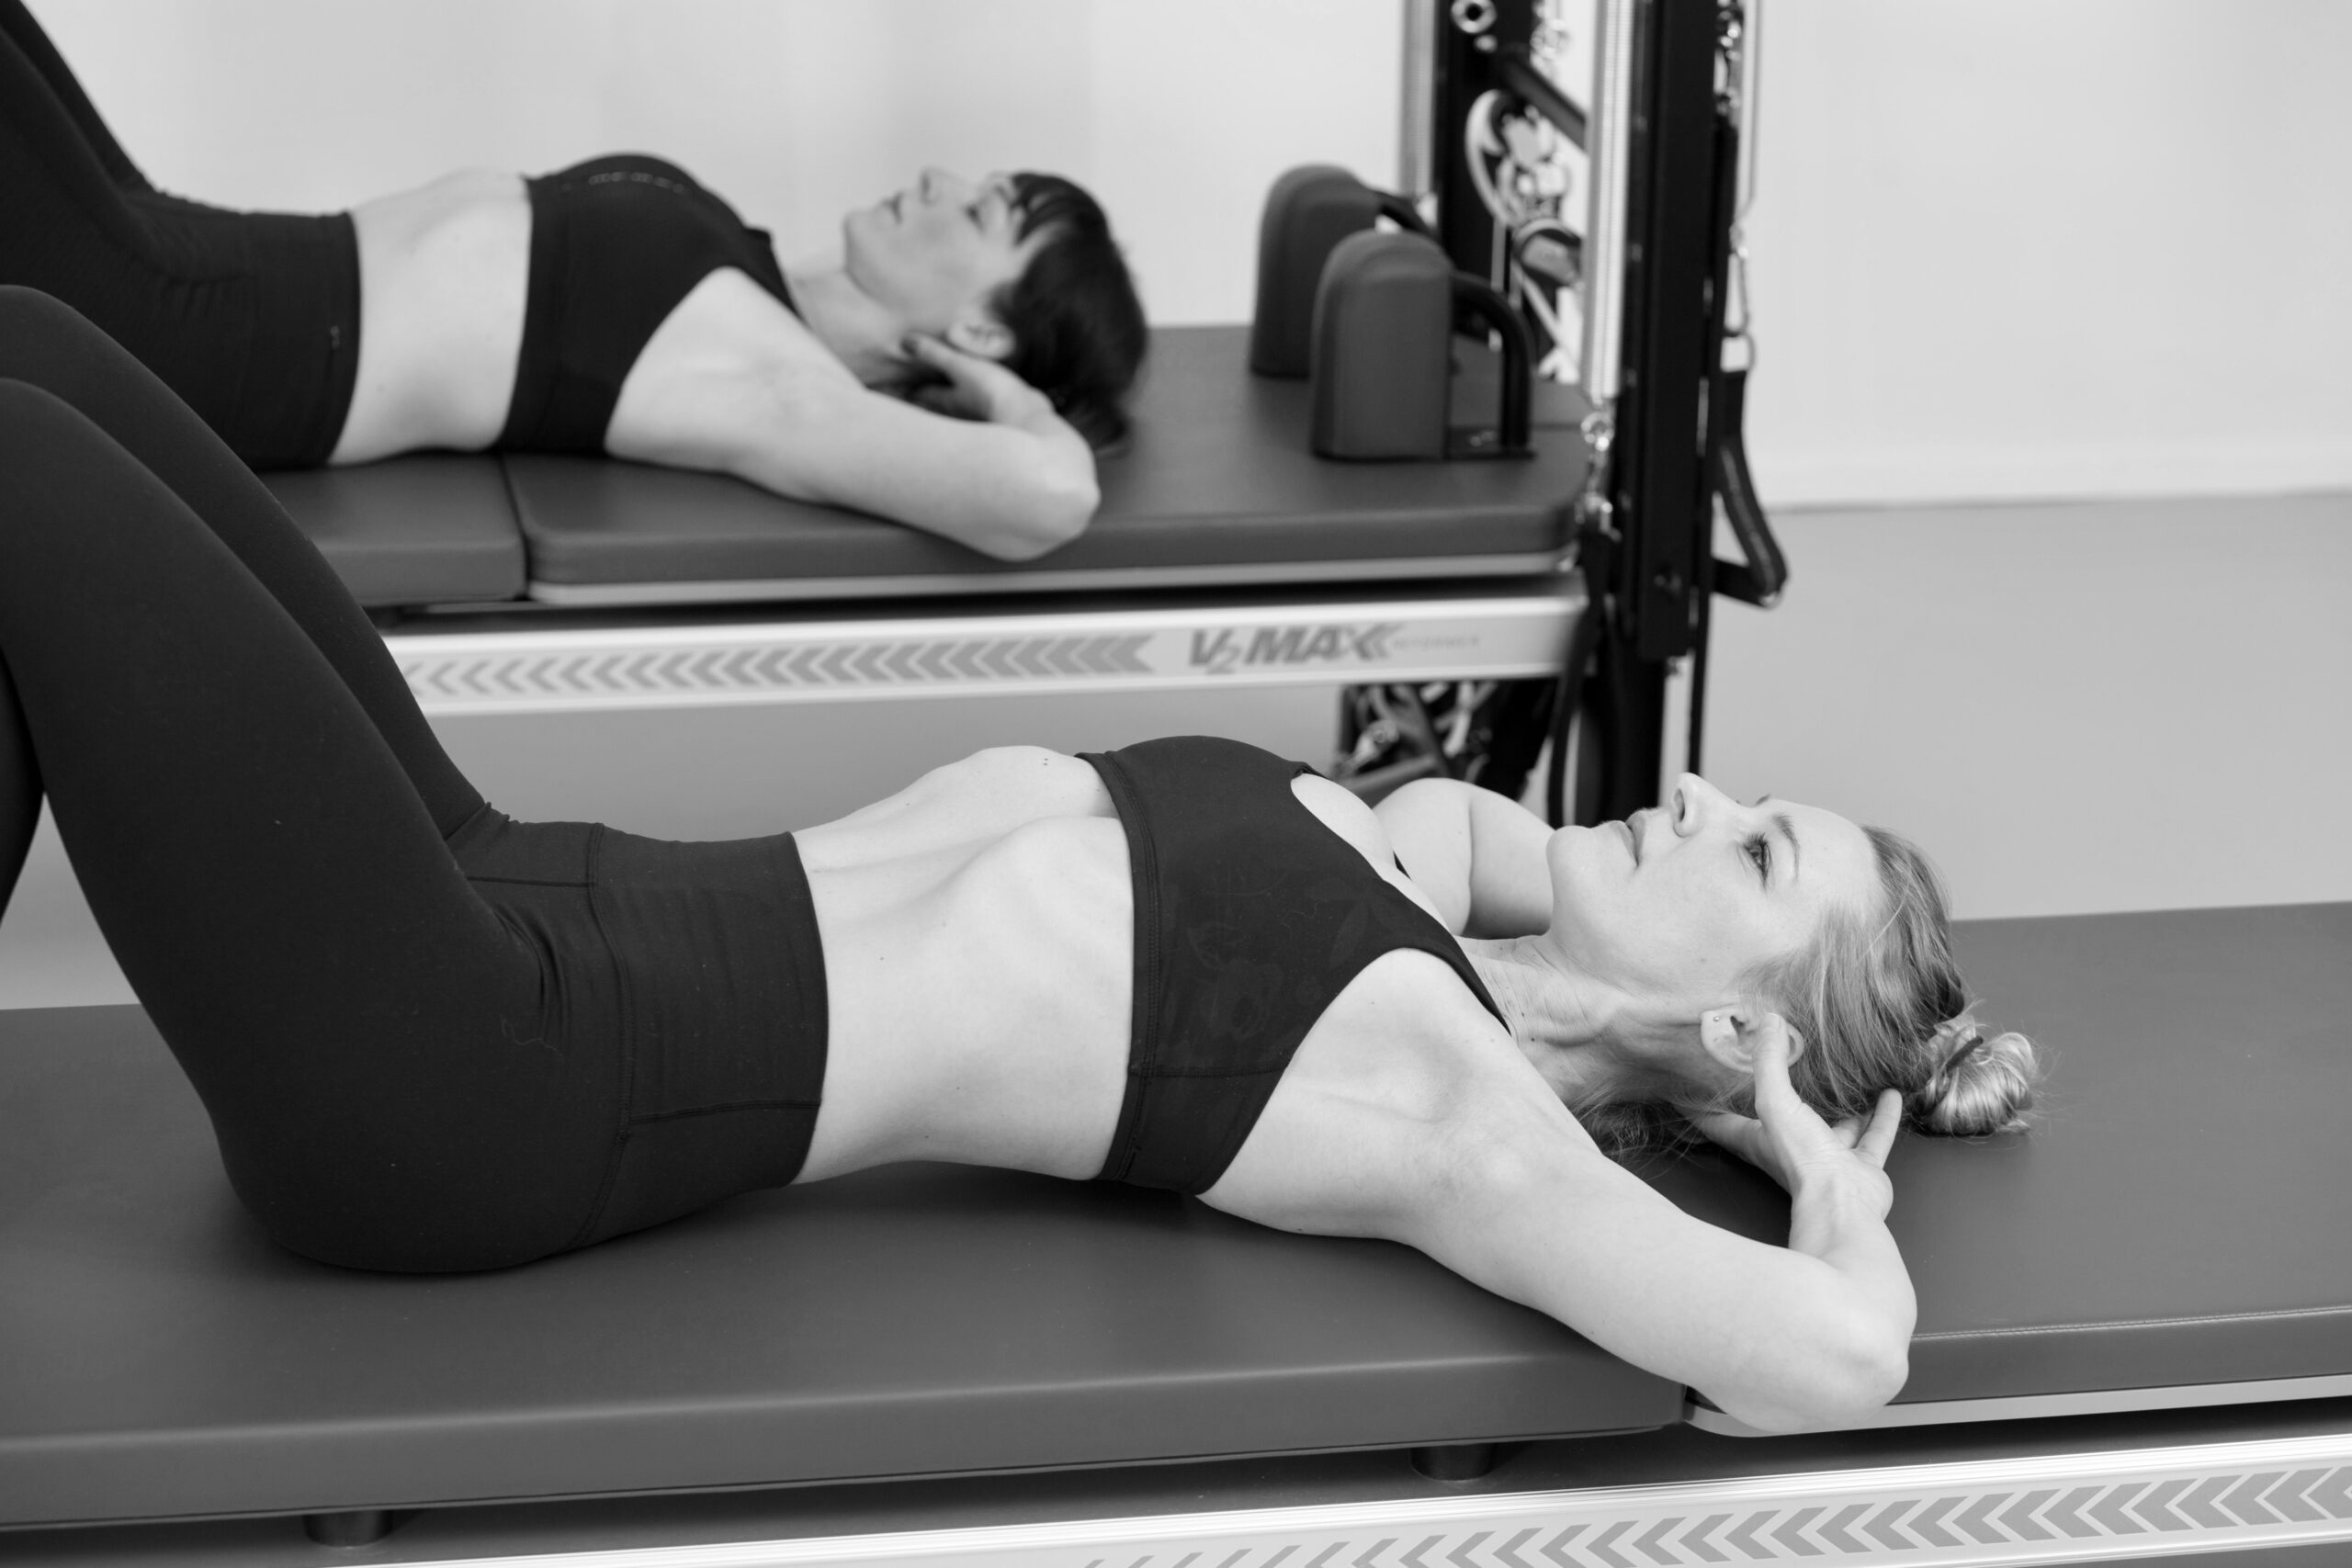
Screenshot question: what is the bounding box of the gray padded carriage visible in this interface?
[5,902,2345,1529]
[260,456,526,606]
[267,327,1589,611]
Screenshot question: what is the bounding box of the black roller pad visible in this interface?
[262,456,526,606]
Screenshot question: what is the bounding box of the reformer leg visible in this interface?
[0,291,620,1272]
[1409,1443,1502,1483]
[302,1508,413,1547]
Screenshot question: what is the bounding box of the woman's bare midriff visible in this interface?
[334,171,531,463]
[785,748,1533,1235]
[790,748,1135,1183]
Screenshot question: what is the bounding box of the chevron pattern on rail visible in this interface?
[385,1437,2352,1566]
[1036,1466,2352,1568]
[398,634,1156,705]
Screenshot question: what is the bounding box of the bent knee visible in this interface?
[0,285,105,353]
[957,744,1065,778]
[910,744,1064,798]
[0,288,166,408]
[0,284,79,323]
[0,376,102,457]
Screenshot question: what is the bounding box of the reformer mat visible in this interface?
[1,902,2343,1528]
[1654,901,2352,1427]
[504,328,1590,604]
[268,328,1589,613]
[261,457,526,607]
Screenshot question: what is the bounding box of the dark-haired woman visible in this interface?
[0,288,2042,1436]
[0,0,1145,559]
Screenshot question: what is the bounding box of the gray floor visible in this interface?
[3,491,2344,1008]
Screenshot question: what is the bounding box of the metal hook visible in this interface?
[1574,404,1618,536]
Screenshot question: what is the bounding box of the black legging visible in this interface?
[0,0,358,466]
[0,288,828,1271]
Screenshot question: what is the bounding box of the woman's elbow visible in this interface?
[977,474,1100,562]
[1813,1332,1911,1427]
[1719,1326,1910,1435]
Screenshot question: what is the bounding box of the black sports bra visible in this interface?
[500,154,794,452]
[1080,737,1509,1194]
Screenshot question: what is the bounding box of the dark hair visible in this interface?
[994,172,1148,450]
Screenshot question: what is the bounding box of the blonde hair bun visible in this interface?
[1916,1017,2038,1135]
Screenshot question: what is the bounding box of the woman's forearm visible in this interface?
[890,333,1103,559]
[718,374,1102,561]
[1706,1250,1911,1434]
[1746,1178,1916,1429]
[1791,1174,1915,1333]
[891,411,1100,560]
[1418,1131,1915,1438]
[987,407,1101,558]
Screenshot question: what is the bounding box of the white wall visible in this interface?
[30,0,1406,326]
[1742,1,2352,508]
[1702,493,2352,920]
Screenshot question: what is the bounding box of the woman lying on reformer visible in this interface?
[0,288,2040,1436]
[0,0,1143,560]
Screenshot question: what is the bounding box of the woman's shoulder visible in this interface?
[1286,772,1461,928]
[630,266,836,381]
[605,269,855,465]
[1199,939,1573,1232]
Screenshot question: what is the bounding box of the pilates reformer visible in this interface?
[6,4,2348,1566]
[5,907,2347,1566]
[269,322,1593,737]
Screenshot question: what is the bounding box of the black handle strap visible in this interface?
[1448,276,1532,456]
[1705,364,1784,605]
[1374,191,1431,238]
[1543,517,1617,827]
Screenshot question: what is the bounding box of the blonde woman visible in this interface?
[0,289,2037,1437]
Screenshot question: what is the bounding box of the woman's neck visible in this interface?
[1462,936,1663,1109]
[781,264,911,389]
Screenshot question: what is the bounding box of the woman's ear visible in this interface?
[944,313,1013,363]
[1697,1009,1747,1074]
[1697,1007,1805,1074]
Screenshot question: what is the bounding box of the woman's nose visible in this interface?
[1670,773,1728,832]
[919,167,963,203]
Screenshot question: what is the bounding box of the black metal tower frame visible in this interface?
[1425,0,1774,825]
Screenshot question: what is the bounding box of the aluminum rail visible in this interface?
[1580,0,1636,402]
